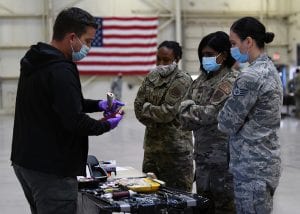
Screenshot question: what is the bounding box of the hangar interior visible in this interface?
[0,0,300,213]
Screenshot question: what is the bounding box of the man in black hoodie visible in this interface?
[11,7,124,214]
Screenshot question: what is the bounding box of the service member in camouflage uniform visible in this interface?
[134,41,193,192]
[179,31,237,214]
[294,70,300,118]
[111,73,123,100]
[218,17,283,214]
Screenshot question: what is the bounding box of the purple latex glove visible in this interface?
[107,114,123,129]
[98,100,125,113]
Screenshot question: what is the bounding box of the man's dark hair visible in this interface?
[230,16,274,48]
[52,7,98,41]
[158,41,182,60]
[198,31,235,71]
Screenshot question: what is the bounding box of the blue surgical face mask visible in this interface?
[202,54,221,73]
[71,38,90,61]
[230,47,249,63]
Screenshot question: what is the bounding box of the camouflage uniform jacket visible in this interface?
[179,68,238,166]
[218,53,283,189]
[295,74,300,96]
[134,66,193,153]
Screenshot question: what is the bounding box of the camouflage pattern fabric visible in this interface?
[233,178,274,214]
[195,165,235,214]
[134,65,193,192]
[143,150,193,192]
[179,67,238,213]
[294,74,300,118]
[218,53,283,214]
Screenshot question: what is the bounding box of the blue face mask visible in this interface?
[230,47,249,63]
[71,38,90,61]
[202,54,221,73]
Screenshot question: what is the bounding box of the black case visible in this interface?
[78,155,108,189]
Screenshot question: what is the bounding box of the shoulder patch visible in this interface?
[212,90,225,102]
[169,86,182,98]
[218,81,232,95]
[233,81,248,96]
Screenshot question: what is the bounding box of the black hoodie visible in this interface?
[11,42,110,177]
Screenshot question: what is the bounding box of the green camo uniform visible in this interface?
[134,65,193,192]
[179,67,238,214]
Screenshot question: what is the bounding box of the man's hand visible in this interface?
[107,114,123,129]
[98,100,125,114]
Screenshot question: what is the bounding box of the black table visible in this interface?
[77,166,209,213]
[77,186,209,214]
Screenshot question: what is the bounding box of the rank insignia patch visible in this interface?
[218,81,232,95]
[233,86,248,96]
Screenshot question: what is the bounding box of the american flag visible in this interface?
[77,17,158,75]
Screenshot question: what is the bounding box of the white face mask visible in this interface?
[71,37,90,61]
[155,61,177,77]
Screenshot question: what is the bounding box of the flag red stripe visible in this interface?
[103,43,157,48]
[80,71,149,75]
[103,25,157,30]
[104,17,158,21]
[88,52,157,57]
[79,17,157,75]
[77,60,156,66]
[104,34,157,39]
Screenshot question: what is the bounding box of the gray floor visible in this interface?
[0,109,299,213]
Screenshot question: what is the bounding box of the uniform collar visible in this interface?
[249,53,269,66]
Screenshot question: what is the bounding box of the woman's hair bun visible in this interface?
[265,32,275,43]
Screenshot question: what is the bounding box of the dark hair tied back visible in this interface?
[231,17,275,48]
[264,32,274,44]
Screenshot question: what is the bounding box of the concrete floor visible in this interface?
[0,109,299,213]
